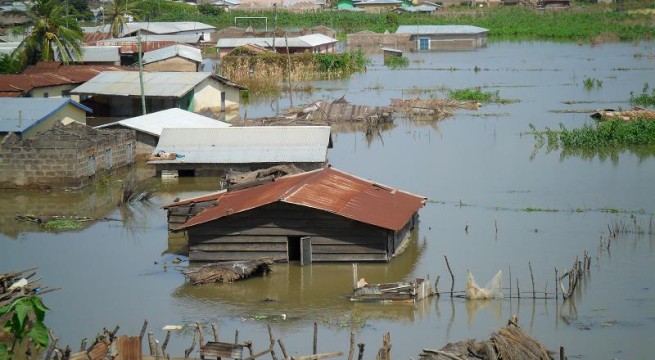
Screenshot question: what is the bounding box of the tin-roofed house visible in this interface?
[141,44,203,72]
[395,25,488,51]
[164,166,426,264]
[70,71,246,117]
[216,34,337,59]
[0,98,91,139]
[96,108,230,157]
[149,126,332,177]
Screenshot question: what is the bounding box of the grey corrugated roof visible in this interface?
[217,34,337,49]
[95,34,205,44]
[395,25,489,35]
[149,126,331,164]
[142,44,202,65]
[83,22,216,36]
[70,71,212,98]
[95,108,230,137]
[0,98,91,133]
[52,46,120,63]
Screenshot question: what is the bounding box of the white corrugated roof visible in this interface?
[95,108,230,136]
[83,22,216,36]
[95,34,205,44]
[217,34,336,49]
[80,46,121,63]
[395,25,489,35]
[142,44,202,65]
[71,71,212,98]
[150,126,331,164]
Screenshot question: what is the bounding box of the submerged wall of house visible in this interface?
[180,202,395,263]
[409,34,487,51]
[0,124,136,189]
[193,78,240,112]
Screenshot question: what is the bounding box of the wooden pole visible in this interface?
[211,323,219,342]
[277,339,289,359]
[509,265,512,299]
[235,330,240,344]
[268,324,279,360]
[347,331,356,360]
[356,343,365,360]
[434,275,440,297]
[148,333,157,356]
[516,278,520,299]
[529,262,535,298]
[161,331,171,355]
[140,319,148,341]
[559,344,565,360]
[444,255,454,298]
[44,330,58,360]
[184,330,197,358]
[352,263,358,289]
[555,268,558,300]
[196,322,204,348]
[313,322,318,355]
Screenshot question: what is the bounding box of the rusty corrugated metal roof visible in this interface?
[167,167,426,231]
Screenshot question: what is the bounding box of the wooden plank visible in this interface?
[191,243,288,252]
[310,236,386,246]
[312,244,387,254]
[168,206,192,216]
[192,235,288,244]
[312,253,388,262]
[201,341,244,359]
[114,336,142,360]
[168,215,190,224]
[190,226,383,238]
[291,351,343,360]
[190,250,287,262]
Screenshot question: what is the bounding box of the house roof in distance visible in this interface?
[395,25,489,35]
[0,98,91,133]
[96,108,230,137]
[149,126,332,164]
[166,166,426,231]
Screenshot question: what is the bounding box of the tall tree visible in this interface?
[10,0,84,69]
[106,0,140,38]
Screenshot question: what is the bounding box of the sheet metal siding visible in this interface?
[396,25,489,35]
[176,167,425,231]
[71,71,210,97]
[152,126,330,163]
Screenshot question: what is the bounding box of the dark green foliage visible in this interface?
[630,83,655,107]
[198,4,225,16]
[583,76,602,89]
[530,119,655,150]
[314,49,368,75]
[0,54,22,74]
[0,297,50,359]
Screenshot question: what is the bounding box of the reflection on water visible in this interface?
[1,41,654,359]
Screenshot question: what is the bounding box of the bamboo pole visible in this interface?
[444,255,454,298]
[278,339,289,359]
[348,331,356,360]
[529,262,535,298]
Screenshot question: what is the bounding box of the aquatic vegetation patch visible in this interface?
[583,76,603,90]
[448,88,511,104]
[528,119,655,149]
[43,219,83,231]
[384,55,409,69]
[630,83,655,107]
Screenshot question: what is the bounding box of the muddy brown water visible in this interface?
[2,41,655,359]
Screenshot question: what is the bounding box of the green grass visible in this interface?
[630,83,655,107]
[43,219,83,231]
[448,88,500,102]
[384,55,409,69]
[529,119,655,149]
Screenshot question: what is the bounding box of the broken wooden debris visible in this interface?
[390,98,482,121]
[181,258,275,285]
[0,268,59,308]
[351,264,433,303]
[590,108,655,121]
[419,318,553,360]
[225,164,305,189]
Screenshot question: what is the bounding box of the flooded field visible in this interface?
[2,41,655,359]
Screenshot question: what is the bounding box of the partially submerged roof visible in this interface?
[217,34,337,49]
[96,108,230,137]
[395,25,489,35]
[149,126,332,164]
[142,44,203,65]
[166,166,426,231]
[71,71,244,98]
[0,98,91,133]
[83,22,216,37]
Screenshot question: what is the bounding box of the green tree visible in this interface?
[0,54,22,74]
[198,3,224,16]
[10,0,83,69]
[0,296,50,360]
[106,0,140,38]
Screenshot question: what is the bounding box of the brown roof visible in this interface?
[0,62,133,97]
[590,108,655,121]
[166,166,426,231]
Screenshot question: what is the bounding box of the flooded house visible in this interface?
[215,34,337,59]
[164,166,426,264]
[96,108,230,158]
[141,44,203,72]
[0,121,135,189]
[148,126,332,177]
[395,25,489,51]
[83,22,216,41]
[0,98,90,139]
[70,71,246,118]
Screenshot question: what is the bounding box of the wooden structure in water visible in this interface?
[350,264,433,303]
[164,167,426,264]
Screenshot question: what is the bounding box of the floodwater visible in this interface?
[2,41,655,359]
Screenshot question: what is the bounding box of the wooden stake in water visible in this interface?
[444,255,455,298]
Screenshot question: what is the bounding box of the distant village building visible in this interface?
[0,62,129,98]
[0,122,135,189]
[164,166,426,264]
[71,71,246,118]
[216,34,337,59]
[149,126,332,177]
[83,22,216,40]
[0,98,91,139]
[395,25,488,51]
[96,108,230,157]
[142,44,203,72]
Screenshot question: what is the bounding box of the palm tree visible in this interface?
[10,0,83,69]
[106,0,140,38]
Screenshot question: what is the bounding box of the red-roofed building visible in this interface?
[0,62,132,98]
[164,166,426,264]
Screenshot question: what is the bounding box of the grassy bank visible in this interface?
[139,1,655,42]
